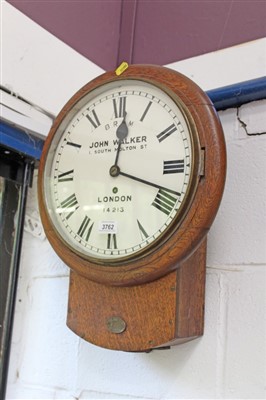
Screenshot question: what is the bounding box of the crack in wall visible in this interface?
[237,108,266,136]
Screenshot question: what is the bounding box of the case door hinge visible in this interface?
[199,148,205,177]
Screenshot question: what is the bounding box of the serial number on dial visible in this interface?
[103,207,125,213]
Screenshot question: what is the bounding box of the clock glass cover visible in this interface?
[43,79,199,262]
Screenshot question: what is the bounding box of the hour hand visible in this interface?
[116,112,128,140]
[113,112,128,167]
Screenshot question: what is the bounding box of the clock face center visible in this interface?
[109,165,120,177]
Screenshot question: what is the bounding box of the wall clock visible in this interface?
[38,64,226,351]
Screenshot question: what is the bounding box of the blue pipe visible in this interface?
[1,76,266,161]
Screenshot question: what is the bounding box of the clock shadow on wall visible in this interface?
[38,64,226,352]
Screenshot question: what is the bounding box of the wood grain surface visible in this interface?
[38,65,225,350]
[38,65,226,286]
[67,239,206,351]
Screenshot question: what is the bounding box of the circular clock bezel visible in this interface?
[42,78,200,264]
[38,65,226,286]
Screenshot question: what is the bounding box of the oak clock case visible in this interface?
[38,65,226,352]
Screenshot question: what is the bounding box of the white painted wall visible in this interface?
[2,2,266,399]
[0,1,104,117]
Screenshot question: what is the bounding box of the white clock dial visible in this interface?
[44,79,196,261]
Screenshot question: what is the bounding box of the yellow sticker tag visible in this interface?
[115,62,129,76]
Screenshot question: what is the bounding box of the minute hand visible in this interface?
[119,171,181,196]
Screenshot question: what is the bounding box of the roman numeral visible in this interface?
[157,123,177,142]
[140,101,152,122]
[61,193,78,208]
[137,219,149,240]
[66,141,81,149]
[77,216,94,241]
[60,193,79,220]
[163,159,185,174]
[113,97,126,118]
[152,189,178,216]
[86,109,101,129]
[107,233,117,249]
[58,169,74,182]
